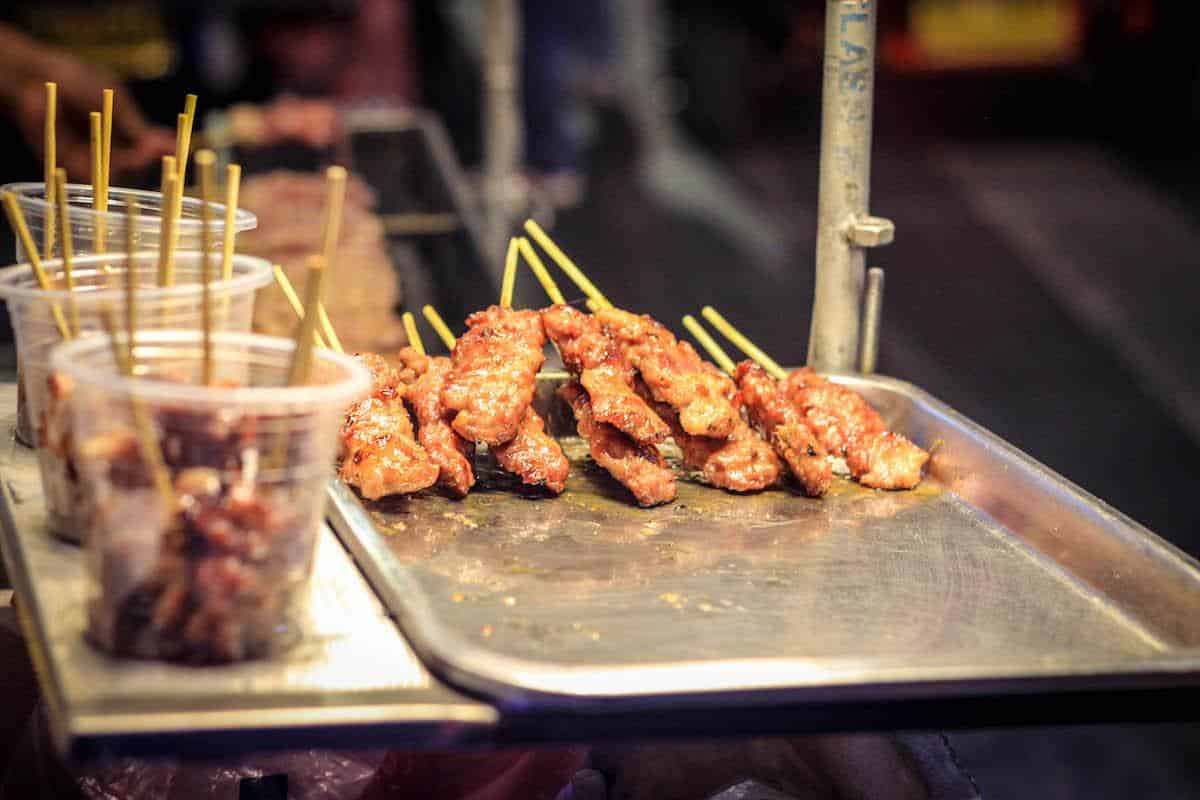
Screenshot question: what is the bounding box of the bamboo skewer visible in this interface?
[196,150,216,385]
[124,200,138,367]
[53,170,79,336]
[316,306,344,354]
[2,193,71,340]
[99,306,175,507]
[700,306,787,381]
[404,312,426,354]
[273,265,328,350]
[89,112,105,255]
[516,236,565,305]
[523,219,612,310]
[157,156,178,286]
[402,312,425,356]
[422,305,457,350]
[315,166,347,354]
[287,256,326,387]
[43,82,57,262]
[221,164,241,281]
[101,89,114,200]
[500,237,519,309]
[682,315,736,376]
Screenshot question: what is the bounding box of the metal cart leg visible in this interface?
[809,1,894,373]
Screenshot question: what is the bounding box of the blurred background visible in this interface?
[1,0,1199,796]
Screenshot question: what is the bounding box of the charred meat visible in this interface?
[786,368,928,490]
[594,307,740,439]
[441,306,547,446]
[542,304,670,444]
[734,361,832,497]
[559,381,676,507]
[340,353,439,499]
[491,407,570,494]
[398,347,476,498]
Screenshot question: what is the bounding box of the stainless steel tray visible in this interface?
[328,373,1200,728]
[0,385,496,760]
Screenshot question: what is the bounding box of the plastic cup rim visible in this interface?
[50,330,372,413]
[0,252,274,305]
[0,181,258,232]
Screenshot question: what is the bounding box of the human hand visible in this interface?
[0,23,174,181]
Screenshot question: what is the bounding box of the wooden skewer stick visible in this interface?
[2,193,71,340]
[43,82,57,262]
[319,166,347,268]
[124,199,139,370]
[272,265,328,349]
[195,150,216,385]
[221,164,240,282]
[287,255,326,387]
[499,237,519,309]
[700,306,787,381]
[316,305,344,354]
[422,305,457,350]
[101,89,114,203]
[682,315,736,376]
[402,312,425,356]
[516,236,565,305]
[523,219,612,310]
[99,306,175,508]
[53,170,79,336]
[89,112,105,255]
[316,166,348,354]
[585,298,600,313]
[99,305,130,375]
[157,156,178,286]
[170,95,197,243]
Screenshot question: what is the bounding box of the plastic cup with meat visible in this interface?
[52,330,371,664]
[0,253,273,542]
[0,182,258,446]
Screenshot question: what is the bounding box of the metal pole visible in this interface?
[483,0,522,271]
[808,1,894,372]
[859,266,884,374]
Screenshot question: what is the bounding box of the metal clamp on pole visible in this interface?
[808,0,894,373]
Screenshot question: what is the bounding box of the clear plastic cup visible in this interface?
[2,182,259,446]
[51,331,370,663]
[0,253,273,542]
[1,182,258,261]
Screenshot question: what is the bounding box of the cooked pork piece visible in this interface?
[491,407,570,494]
[784,367,886,456]
[398,347,476,498]
[594,307,739,439]
[340,353,439,500]
[558,381,676,507]
[734,361,832,498]
[785,367,928,490]
[634,379,781,493]
[440,306,547,447]
[542,304,670,444]
[844,430,929,490]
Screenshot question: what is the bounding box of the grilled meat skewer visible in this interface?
[398,348,476,498]
[559,381,676,506]
[492,407,570,493]
[594,307,740,439]
[734,361,832,498]
[542,304,670,444]
[785,368,928,490]
[441,305,547,447]
[340,353,439,499]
